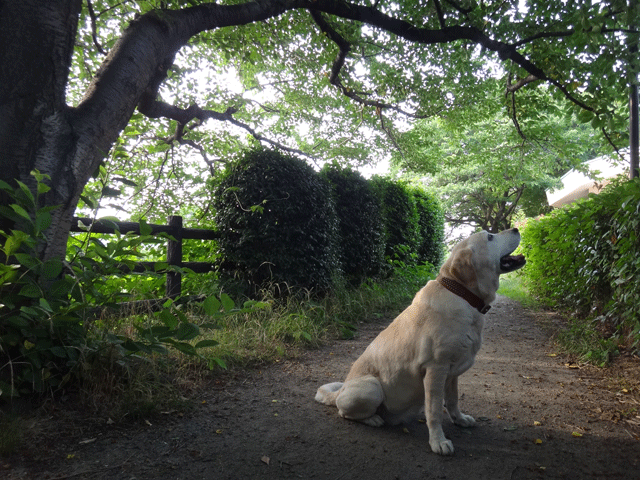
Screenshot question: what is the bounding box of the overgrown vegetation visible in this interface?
[518,178,640,364]
[0,172,235,399]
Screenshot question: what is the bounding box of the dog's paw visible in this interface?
[361,414,385,427]
[453,413,475,428]
[430,438,454,456]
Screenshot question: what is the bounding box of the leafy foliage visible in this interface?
[320,165,385,284]
[58,0,636,224]
[369,177,420,267]
[0,172,234,397]
[393,89,607,232]
[519,178,640,358]
[212,149,340,295]
[410,186,445,267]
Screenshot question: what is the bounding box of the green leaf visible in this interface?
[41,259,63,279]
[202,295,221,316]
[158,309,178,329]
[139,218,152,236]
[19,283,41,298]
[175,322,199,341]
[220,293,235,312]
[35,211,51,232]
[195,339,219,349]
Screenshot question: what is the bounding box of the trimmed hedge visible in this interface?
[320,165,385,284]
[410,186,445,267]
[369,176,420,266]
[212,149,444,294]
[212,149,339,294]
[519,178,640,350]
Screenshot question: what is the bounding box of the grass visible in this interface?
[196,265,436,369]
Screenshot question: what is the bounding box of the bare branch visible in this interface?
[433,0,446,29]
[137,97,314,159]
[86,0,105,54]
[505,74,540,93]
[309,9,429,119]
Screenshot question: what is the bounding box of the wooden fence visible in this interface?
[71,215,219,298]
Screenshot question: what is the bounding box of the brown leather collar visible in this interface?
[438,277,491,314]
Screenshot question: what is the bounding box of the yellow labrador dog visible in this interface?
[315,228,526,455]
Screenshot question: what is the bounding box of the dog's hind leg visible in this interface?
[315,382,344,405]
[335,375,385,427]
[444,375,476,427]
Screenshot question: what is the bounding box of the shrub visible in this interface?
[0,172,229,398]
[212,149,340,295]
[519,178,640,354]
[410,186,445,267]
[320,165,385,284]
[369,176,420,267]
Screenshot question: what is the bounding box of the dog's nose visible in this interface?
[512,227,519,233]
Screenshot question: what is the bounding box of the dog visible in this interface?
[315,228,526,455]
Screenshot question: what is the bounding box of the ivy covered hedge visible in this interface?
[212,150,444,294]
[519,178,640,351]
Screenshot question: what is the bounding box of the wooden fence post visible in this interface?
[166,215,183,298]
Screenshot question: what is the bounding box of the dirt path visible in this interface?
[7,296,640,479]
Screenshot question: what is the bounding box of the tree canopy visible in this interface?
[1,0,637,262]
[392,86,607,232]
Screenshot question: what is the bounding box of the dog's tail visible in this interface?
[314,382,343,405]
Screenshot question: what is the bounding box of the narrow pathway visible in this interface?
[11,296,640,479]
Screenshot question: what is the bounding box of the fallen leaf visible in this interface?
[403,427,410,434]
[572,431,583,437]
[261,456,270,465]
[478,416,490,422]
[534,438,543,445]
[216,429,223,434]
[66,454,75,460]
[145,419,152,426]
[79,438,96,445]
[503,426,518,431]
[546,353,557,357]
[106,418,114,425]
[533,421,542,426]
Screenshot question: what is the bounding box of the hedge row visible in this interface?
[212,149,444,295]
[519,178,640,348]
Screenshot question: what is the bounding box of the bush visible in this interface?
[212,149,340,295]
[519,178,640,354]
[410,186,445,267]
[0,172,229,398]
[320,165,385,284]
[369,177,420,267]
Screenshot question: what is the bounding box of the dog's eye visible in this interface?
[487,234,494,241]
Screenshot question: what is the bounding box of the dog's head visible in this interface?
[440,228,526,301]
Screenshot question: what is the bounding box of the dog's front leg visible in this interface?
[424,366,454,455]
[444,375,476,427]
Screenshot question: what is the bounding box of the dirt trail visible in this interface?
[7,296,640,479]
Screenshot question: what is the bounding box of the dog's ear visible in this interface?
[450,247,477,288]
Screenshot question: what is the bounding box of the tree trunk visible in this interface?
[0,0,82,262]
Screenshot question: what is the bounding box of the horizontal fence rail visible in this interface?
[71,215,219,298]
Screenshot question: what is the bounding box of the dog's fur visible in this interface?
[315,229,526,455]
